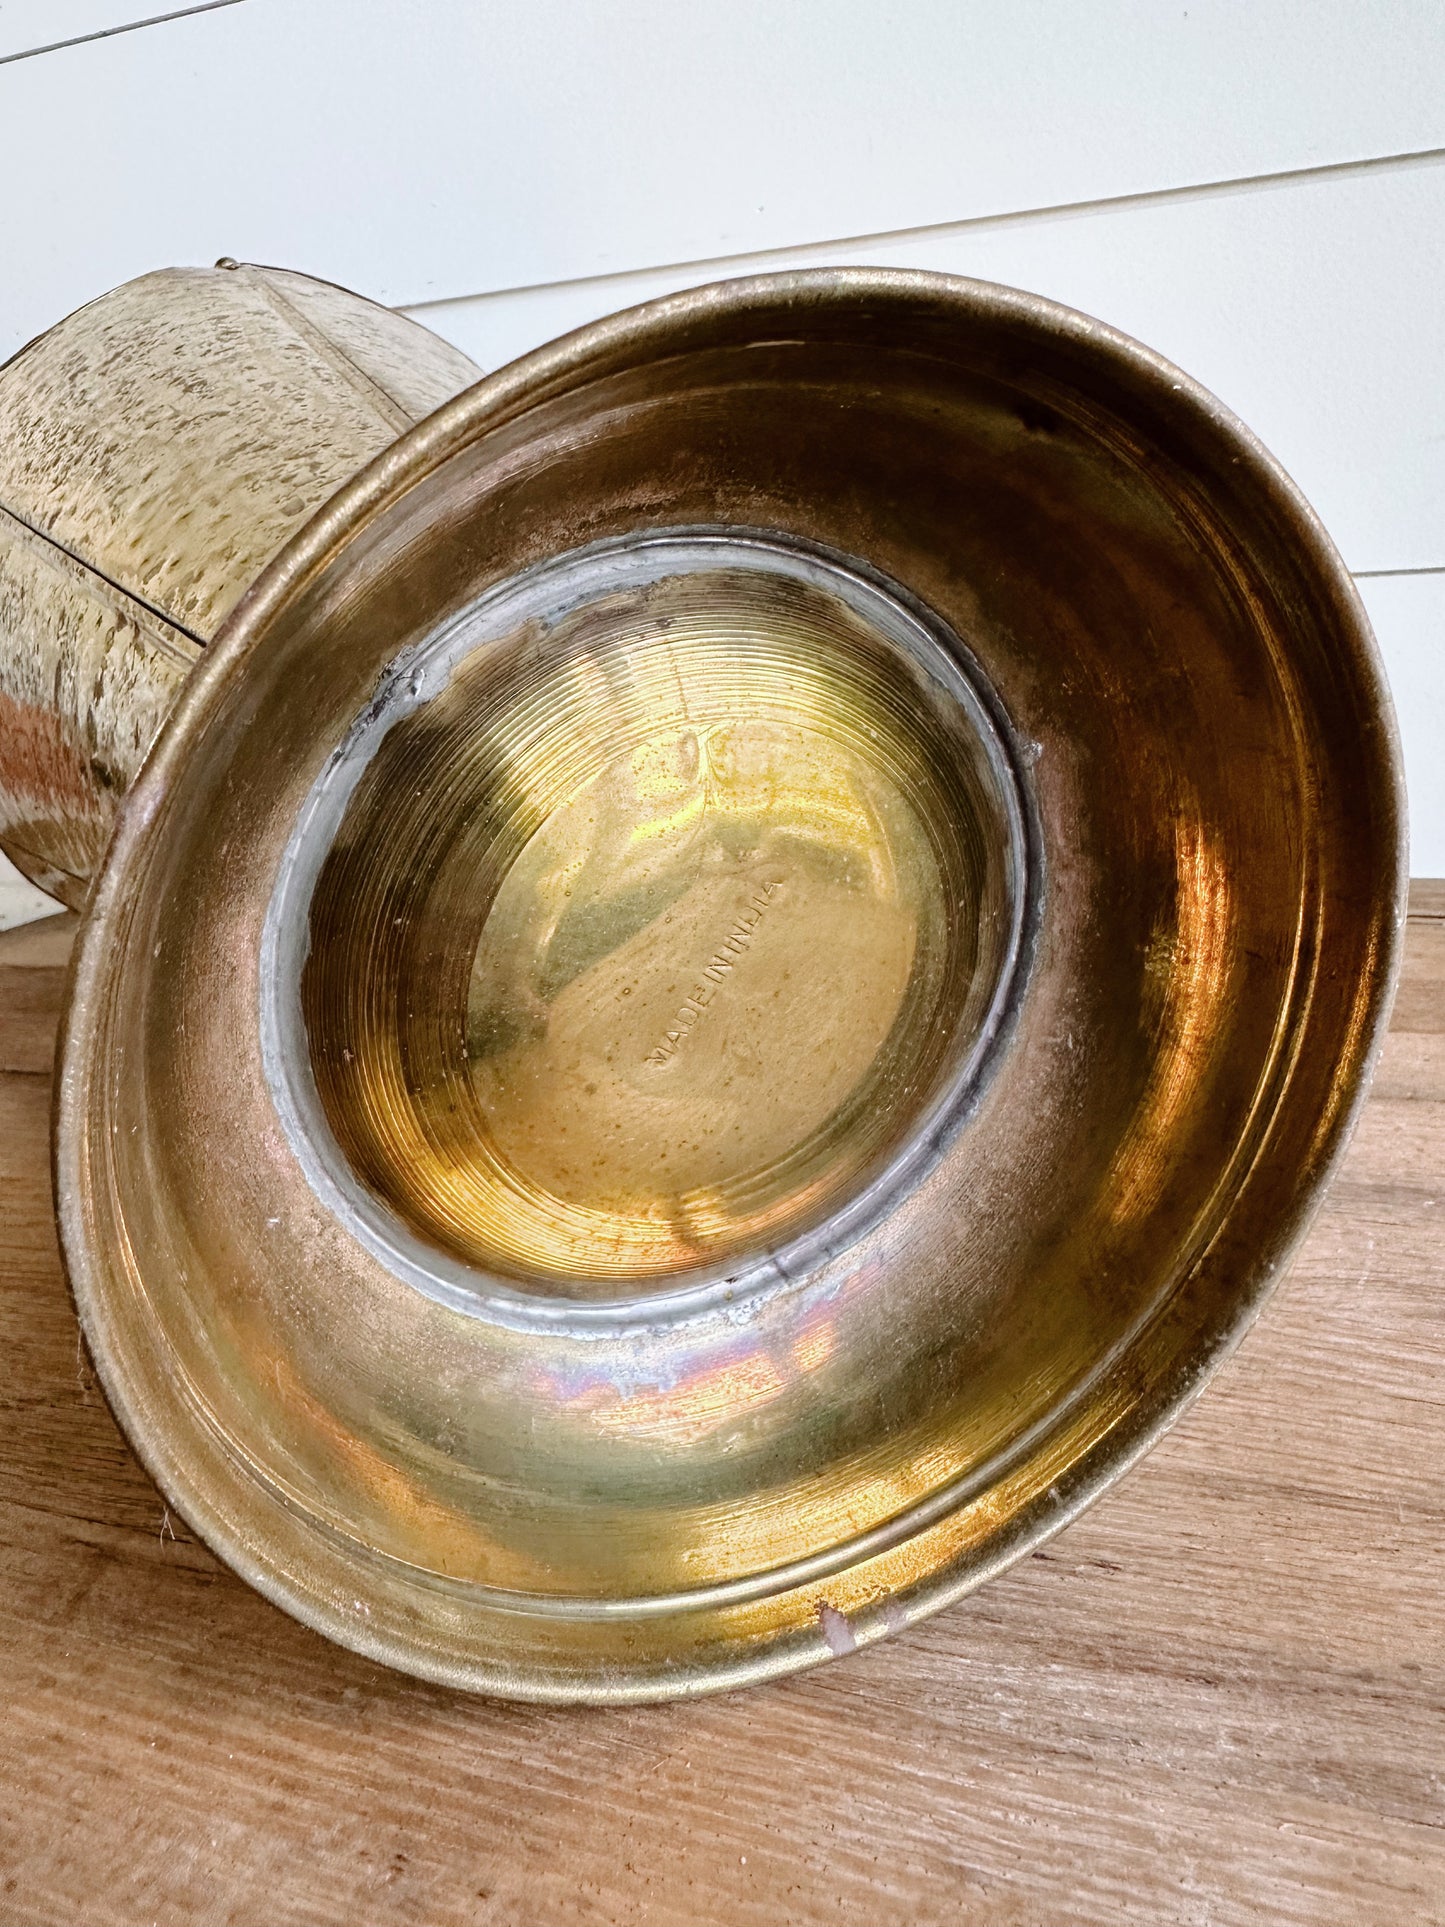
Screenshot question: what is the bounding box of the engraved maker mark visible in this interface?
[645,880,782,1068]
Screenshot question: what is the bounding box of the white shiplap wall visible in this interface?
[0,0,1440,924]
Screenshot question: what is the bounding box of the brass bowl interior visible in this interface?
[293,534,1026,1294]
[59,273,1402,1700]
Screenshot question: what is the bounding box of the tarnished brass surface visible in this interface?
[48,269,1402,1701]
[0,263,480,904]
[298,533,1028,1289]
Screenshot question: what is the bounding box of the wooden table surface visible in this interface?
[2,892,1443,1927]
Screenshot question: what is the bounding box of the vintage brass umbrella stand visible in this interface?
[0,262,1403,1700]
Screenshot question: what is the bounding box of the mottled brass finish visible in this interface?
[0,263,480,904]
[46,269,1401,1702]
[299,534,1027,1289]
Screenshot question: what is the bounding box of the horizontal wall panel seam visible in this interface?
[405,146,1445,318]
[0,0,245,68]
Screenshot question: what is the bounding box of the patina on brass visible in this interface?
[15,266,1405,1702]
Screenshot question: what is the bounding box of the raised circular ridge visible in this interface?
[272,530,1030,1299]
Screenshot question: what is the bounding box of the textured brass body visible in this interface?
[0,263,480,905]
[19,268,1403,1701]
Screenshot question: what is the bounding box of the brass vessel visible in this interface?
[3,265,1404,1701]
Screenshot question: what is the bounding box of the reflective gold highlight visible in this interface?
[302,548,1021,1292]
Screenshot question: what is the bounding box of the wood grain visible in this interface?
[1,905,1442,1926]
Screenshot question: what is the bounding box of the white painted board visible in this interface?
[0,854,61,930]
[3,0,1445,361]
[411,156,1445,579]
[1358,573,1445,877]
